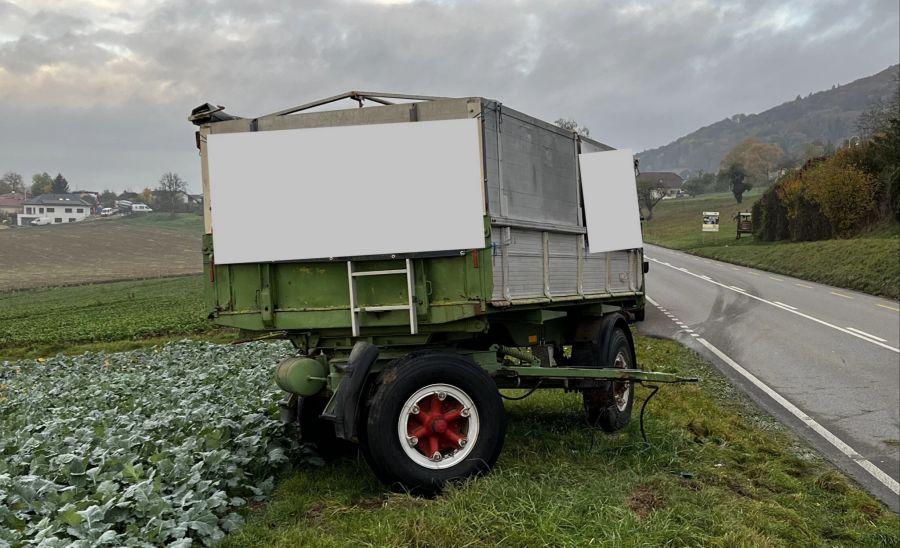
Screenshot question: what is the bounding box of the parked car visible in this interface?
[131,203,153,213]
[100,208,113,216]
[30,218,52,226]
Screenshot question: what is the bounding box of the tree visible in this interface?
[636,179,665,220]
[857,84,899,139]
[682,171,717,196]
[99,189,117,208]
[52,173,69,194]
[31,172,53,196]
[720,138,783,186]
[157,172,187,218]
[554,118,590,137]
[0,172,24,194]
[141,187,154,206]
[722,163,751,203]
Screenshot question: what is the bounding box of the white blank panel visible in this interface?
[207,119,485,264]
[578,148,643,253]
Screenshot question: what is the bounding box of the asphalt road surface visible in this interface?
[638,243,900,510]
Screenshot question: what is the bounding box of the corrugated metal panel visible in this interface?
[490,225,506,302]
[482,110,502,218]
[482,104,581,227]
[548,232,578,297]
[506,229,544,299]
[608,251,633,292]
[583,252,609,295]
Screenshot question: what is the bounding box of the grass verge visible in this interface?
[642,192,900,299]
[222,335,899,547]
[117,212,204,233]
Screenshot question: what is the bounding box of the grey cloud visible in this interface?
[0,0,897,192]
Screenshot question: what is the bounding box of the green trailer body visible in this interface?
[189,92,693,492]
[195,93,646,349]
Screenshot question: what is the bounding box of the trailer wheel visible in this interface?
[298,395,357,460]
[364,353,506,493]
[574,325,636,432]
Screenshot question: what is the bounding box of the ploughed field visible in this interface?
[0,214,202,291]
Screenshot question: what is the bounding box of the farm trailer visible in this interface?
[189,91,694,492]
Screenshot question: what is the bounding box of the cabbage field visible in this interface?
[0,340,303,547]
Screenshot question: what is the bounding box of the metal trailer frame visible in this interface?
[190,92,696,491]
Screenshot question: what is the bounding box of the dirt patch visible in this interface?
[0,218,202,291]
[626,485,666,518]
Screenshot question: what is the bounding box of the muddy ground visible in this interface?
[0,218,202,291]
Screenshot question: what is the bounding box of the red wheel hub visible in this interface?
[407,393,468,459]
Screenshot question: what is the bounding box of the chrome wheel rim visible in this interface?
[397,383,479,470]
[612,351,631,411]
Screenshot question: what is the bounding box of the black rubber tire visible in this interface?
[298,395,358,460]
[364,353,506,494]
[573,326,636,432]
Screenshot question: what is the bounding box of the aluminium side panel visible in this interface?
[548,232,579,297]
[583,250,610,295]
[505,228,545,300]
[607,250,634,292]
[482,103,582,227]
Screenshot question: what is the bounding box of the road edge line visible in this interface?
[647,257,899,354]
[693,335,900,496]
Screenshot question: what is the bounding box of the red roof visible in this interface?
[0,192,25,208]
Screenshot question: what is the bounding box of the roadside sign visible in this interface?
[736,211,753,239]
[702,211,719,232]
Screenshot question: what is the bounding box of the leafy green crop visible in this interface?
[0,340,303,546]
[0,277,209,349]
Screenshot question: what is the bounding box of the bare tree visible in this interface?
[554,118,590,137]
[636,179,665,221]
[0,172,24,194]
[157,172,187,218]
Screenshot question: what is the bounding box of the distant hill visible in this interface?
[637,65,899,176]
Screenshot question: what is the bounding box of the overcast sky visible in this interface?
[0,0,897,193]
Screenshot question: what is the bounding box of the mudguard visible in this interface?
[327,341,380,440]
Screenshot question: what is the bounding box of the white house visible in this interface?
[18,194,93,226]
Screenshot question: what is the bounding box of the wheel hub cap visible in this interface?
[398,383,480,469]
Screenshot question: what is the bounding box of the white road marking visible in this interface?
[846,327,887,343]
[648,257,899,354]
[729,286,747,292]
[831,291,853,299]
[694,336,900,497]
[773,301,797,311]
[699,275,712,281]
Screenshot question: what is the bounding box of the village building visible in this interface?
[0,192,25,216]
[18,194,93,226]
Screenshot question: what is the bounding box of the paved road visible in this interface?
[638,243,900,510]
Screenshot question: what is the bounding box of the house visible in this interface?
[0,192,25,216]
[71,190,102,213]
[636,171,685,199]
[18,194,93,226]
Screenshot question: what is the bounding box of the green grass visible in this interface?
[117,212,204,233]
[642,191,900,299]
[223,335,899,547]
[0,275,227,360]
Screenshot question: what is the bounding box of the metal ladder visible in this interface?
[347,259,418,337]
